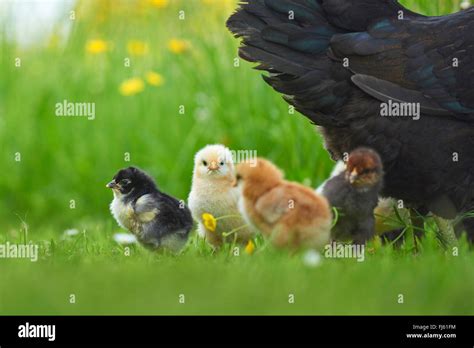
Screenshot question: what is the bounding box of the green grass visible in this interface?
[399,0,464,14]
[0,0,472,315]
[1,223,473,315]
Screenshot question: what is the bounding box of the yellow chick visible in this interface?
[235,158,332,250]
[188,144,254,247]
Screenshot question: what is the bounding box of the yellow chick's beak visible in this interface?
[208,161,219,171]
[349,169,358,184]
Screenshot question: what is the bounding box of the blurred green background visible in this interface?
[1,0,473,315]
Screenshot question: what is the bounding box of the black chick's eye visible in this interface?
[202,160,208,166]
[120,179,131,186]
[360,169,374,176]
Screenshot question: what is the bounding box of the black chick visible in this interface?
[107,167,193,252]
[322,148,383,244]
[227,0,474,241]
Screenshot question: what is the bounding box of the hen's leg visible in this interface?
[433,216,458,247]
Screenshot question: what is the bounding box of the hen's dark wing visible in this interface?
[227,0,422,127]
[228,0,474,123]
[228,0,345,127]
[321,0,420,31]
[330,9,474,119]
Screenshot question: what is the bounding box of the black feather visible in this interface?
[351,74,450,116]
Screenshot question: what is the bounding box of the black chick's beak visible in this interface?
[349,169,358,184]
[106,180,117,189]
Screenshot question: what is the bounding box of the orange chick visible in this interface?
[235,158,332,250]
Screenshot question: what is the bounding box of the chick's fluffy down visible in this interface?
[237,158,332,250]
[188,184,253,244]
[188,144,254,246]
[252,183,332,249]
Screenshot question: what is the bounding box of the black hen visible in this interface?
[227,0,474,240]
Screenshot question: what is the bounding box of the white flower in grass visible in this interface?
[302,250,322,268]
[61,228,80,240]
[113,233,137,245]
[64,228,79,236]
[461,0,471,10]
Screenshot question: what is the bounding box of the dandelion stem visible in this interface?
[222,224,248,238]
[216,214,243,221]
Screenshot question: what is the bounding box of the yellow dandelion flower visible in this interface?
[168,39,189,54]
[86,39,109,54]
[119,78,145,96]
[127,40,149,56]
[202,0,230,4]
[145,71,164,86]
[149,0,168,8]
[201,0,235,11]
[245,240,256,255]
[202,213,217,232]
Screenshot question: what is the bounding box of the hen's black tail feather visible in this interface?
[227,0,347,126]
[226,0,412,127]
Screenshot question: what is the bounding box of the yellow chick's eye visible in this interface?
[220,161,224,166]
[202,213,217,232]
[202,160,208,166]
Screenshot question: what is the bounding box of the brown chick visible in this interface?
[235,158,332,250]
